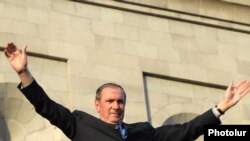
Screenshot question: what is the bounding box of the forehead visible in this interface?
[100,87,124,99]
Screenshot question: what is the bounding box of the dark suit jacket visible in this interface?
[18,80,221,141]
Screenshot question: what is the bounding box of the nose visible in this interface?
[112,101,119,110]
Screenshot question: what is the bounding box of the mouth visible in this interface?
[110,113,121,117]
[111,113,120,115]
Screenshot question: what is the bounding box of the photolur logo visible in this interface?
[208,129,247,136]
[204,125,250,141]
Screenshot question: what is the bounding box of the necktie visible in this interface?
[118,123,127,140]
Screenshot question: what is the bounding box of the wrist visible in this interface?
[215,105,225,115]
[217,100,230,112]
[18,68,33,87]
[212,106,222,117]
[17,67,28,75]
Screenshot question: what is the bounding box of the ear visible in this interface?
[95,100,100,113]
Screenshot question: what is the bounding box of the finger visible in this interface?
[7,42,17,53]
[238,86,250,99]
[238,81,250,96]
[225,81,233,96]
[237,81,250,91]
[21,45,28,60]
[22,45,28,55]
[235,80,247,87]
[4,49,10,58]
[226,81,233,90]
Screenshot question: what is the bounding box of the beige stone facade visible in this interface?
[0,0,250,140]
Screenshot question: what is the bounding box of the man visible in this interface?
[4,42,250,141]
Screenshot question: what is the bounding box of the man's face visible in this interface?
[95,87,125,125]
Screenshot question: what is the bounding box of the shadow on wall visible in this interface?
[0,83,11,141]
[163,113,203,141]
[163,113,198,125]
[0,113,10,141]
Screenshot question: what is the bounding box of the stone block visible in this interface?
[52,0,75,15]
[72,92,95,111]
[115,24,138,40]
[90,64,121,81]
[0,73,5,83]
[5,4,26,21]
[125,101,148,122]
[207,69,233,85]
[217,30,241,45]
[101,8,123,23]
[75,3,100,19]
[232,5,250,23]
[158,47,180,62]
[13,21,38,37]
[168,63,207,82]
[40,74,68,92]
[208,55,237,72]
[6,83,22,100]
[38,25,66,42]
[26,127,54,141]
[65,30,95,47]
[0,2,5,17]
[0,18,12,33]
[5,99,22,119]
[172,34,197,51]
[27,7,49,25]
[27,0,51,10]
[119,69,141,86]
[169,21,194,37]
[15,102,36,125]
[70,16,92,33]
[86,48,139,70]
[0,33,16,46]
[7,119,26,141]
[237,60,250,76]
[15,36,48,54]
[124,40,158,59]
[139,29,172,47]
[24,114,45,134]
[92,20,116,37]
[50,12,70,29]
[238,45,250,62]
[148,92,168,109]
[147,16,169,32]
[123,12,147,28]
[94,35,125,53]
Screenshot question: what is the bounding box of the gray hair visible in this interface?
[95,83,126,102]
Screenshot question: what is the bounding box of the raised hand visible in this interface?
[218,80,250,112]
[4,42,33,86]
[4,42,28,74]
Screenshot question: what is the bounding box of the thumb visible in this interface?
[22,45,28,54]
[227,81,233,91]
[225,81,233,97]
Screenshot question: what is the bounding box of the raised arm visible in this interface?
[216,80,250,115]
[4,42,77,139]
[4,42,33,86]
[154,80,250,141]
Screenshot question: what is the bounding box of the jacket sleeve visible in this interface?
[154,109,221,141]
[18,79,76,139]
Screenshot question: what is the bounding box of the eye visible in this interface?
[118,100,124,104]
[107,99,113,103]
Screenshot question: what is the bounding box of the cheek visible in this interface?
[119,104,125,111]
[100,104,111,113]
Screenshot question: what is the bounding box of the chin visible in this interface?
[111,119,120,123]
[109,115,123,123]
[110,117,121,123]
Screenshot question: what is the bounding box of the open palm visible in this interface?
[4,43,27,74]
[223,81,250,109]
